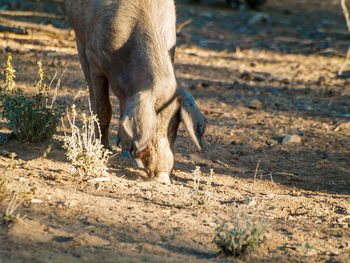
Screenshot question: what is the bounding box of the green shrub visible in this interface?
[0,55,63,142]
[213,213,264,257]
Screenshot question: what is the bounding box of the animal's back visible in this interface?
[65,0,176,49]
[65,0,118,44]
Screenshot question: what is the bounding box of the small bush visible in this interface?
[190,166,214,208]
[0,55,63,142]
[62,104,111,177]
[213,213,265,257]
[0,175,9,200]
[3,194,23,227]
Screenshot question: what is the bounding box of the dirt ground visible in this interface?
[0,0,350,262]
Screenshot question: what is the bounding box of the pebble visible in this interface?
[305,106,313,111]
[248,99,262,110]
[316,76,326,85]
[222,112,231,118]
[31,198,43,204]
[240,71,265,82]
[282,135,302,144]
[190,83,202,90]
[334,122,350,132]
[248,13,270,25]
[199,12,213,19]
[188,8,196,16]
[266,139,278,146]
[281,78,290,84]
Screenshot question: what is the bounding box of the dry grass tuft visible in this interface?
[3,194,24,227]
[62,104,111,177]
[190,166,214,208]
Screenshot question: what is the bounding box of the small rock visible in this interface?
[254,75,265,82]
[283,9,292,15]
[281,78,290,84]
[87,177,111,183]
[282,135,302,144]
[191,82,209,90]
[31,198,43,204]
[240,71,254,81]
[316,76,326,85]
[305,106,313,111]
[190,83,202,90]
[240,71,265,82]
[266,139,278,146]
[334,122,350,132]
[188,8,196,16]
[270,77,282,82]
[316,150,329,160]
[199,12,213,19]
[228,80,240,89]
[222,112,231,118]
[248,13,269,25]
[248,99,262,110]
[201,82,210,88]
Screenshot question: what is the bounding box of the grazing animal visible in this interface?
[65,0,206,184]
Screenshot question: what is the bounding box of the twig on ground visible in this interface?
[176,18,192,33]
[0,10,63,19]
[215,159,229,167]
[275,172,301,179]
[253,159,261,180]
[0,16,68,36]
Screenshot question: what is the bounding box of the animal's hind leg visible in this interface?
[76,39,94,102]
[89,70,112,148]
[76,39,112,148]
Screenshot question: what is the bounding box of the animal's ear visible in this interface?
[119,92,157,157]
[179,88,206,150]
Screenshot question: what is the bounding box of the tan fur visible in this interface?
[65,0,205,183]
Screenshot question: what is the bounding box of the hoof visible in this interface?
[122,150,132,159]
[156,173,172,184]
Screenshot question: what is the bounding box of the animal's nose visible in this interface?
[133,158,145,169]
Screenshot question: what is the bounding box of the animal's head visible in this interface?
[117,88,206,183]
